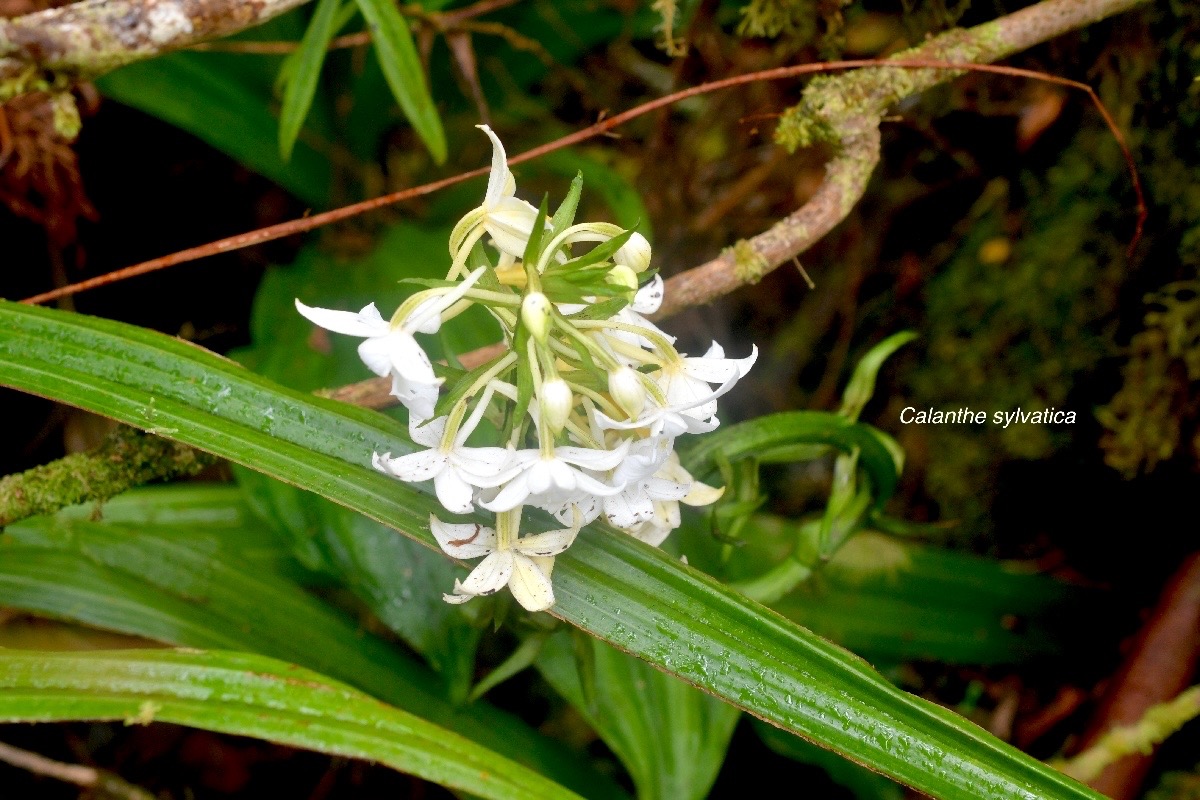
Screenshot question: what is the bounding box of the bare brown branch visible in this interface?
[0,739,158,800]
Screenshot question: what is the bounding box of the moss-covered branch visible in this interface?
[0,0,314,98]
[655,0,1148,317]
[0,425,215,526]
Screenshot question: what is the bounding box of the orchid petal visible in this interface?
[390,376,440,420]
[572,470,625,498]
[460,551,515,596]
[556,441,628,471]
[683,480,725,506]
[644,477,691,501]
[486,196,541,257]
[374,450,447,482]
[452,446,516,479]
[357,336,397,378]
[295,300,388,338]
[605,490,655,529]
[409,415,446,448]
[680,343,759,384]
[626,520,674,547]
[430,516,496,559]
[513,527,579,557]
[632,275,665,314]
[479,124,514,208]
[545,495,601,527]
[403,266,489,335]
[434,468,477,514]
[387,333,438,384]
[480,472,532,512]
[507,555,555,611]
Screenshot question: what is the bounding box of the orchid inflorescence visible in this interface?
[297,126,756,612]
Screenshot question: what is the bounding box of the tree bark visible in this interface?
[0,0,313,97]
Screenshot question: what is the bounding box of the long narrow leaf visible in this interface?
[0,300,1102,800]
[354,0,447,163]
[279,0,342,160]
[0,491,625,800]
[0,648,578,800]
[538,630,740,800]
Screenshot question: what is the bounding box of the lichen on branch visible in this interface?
[0,0,314,99]
[656,0,1148,318]
[0,425,215,526]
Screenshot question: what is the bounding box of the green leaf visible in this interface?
[0,486,626,800]
[470,632,549,703]
[97,52,332,207]
[235,470,484,701]
[682,411,900,507]
[354,0,447,163]
[278,0,343,161]
[839,331,918,422]
[754,720,904,800]
[0,648,578,800]
[240,228,503,699]
[538,630,740,800]
[0,300,1104,800]
[523,194,551,266]
[277,2,361,89]
[558,228,635,273]
[707,515,1086,664]
[1,515,437,701]
[550,172,585,239]
[537,152,651,237]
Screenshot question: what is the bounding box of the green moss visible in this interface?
[50,91,81,139]
[907,129,1131,526]
[1098,279,1200,476]
[0,426,216,526]
[728,239,770,284]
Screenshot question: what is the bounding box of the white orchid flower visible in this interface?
[372,413,519,514]
[612,452,723,545]
[591,365,747,438]
[477,125,542,260]
[602,436,690,530]
[657,342,758,423]
[481,441,629,513]
[432,516,578,611]
[295,300,442,419]
[295,268,485,419]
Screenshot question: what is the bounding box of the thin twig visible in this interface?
[20,56,1147,308]
[0,740,158,800]
[190,0,522,54]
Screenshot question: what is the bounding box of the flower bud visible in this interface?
[541,378,574,434]
[615,232,652,273]
[605,264,638,303]
[608,366,646,419]
[521,291,551,342]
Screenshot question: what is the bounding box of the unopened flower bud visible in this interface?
[616,232,652,273]
[608,366,645,419]
[521,291,551,342]
[606,264,638,303]
[541,378,573,434]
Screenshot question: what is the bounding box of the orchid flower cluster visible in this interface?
[296,126,756,612]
